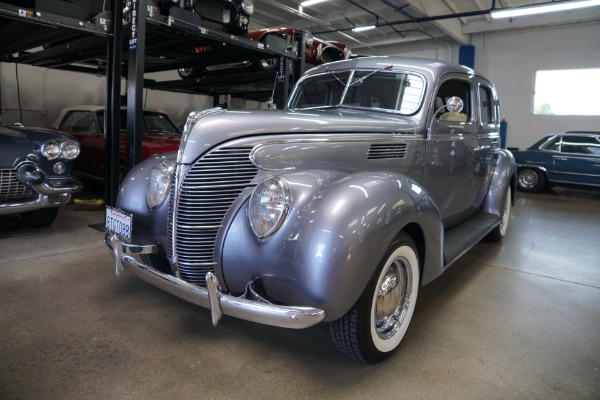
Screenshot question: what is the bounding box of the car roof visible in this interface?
[303,56,478,80]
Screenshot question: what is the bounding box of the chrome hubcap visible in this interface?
[375,259,411,340]
[519,170,537,188]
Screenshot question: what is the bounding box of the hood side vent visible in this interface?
[368,143,408,160]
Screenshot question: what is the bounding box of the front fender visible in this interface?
[483,149,517,215]
[116,153,177,245]
[221,170,442,322]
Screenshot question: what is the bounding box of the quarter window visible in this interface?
[479,86,495,124]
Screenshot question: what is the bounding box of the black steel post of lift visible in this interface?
[292,32,307,87]
[274,56,291,109]
[105,2,123,207]
[126,0,146,172]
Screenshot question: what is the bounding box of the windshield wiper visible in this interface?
[348,64,393,87]
[327,70,348,86]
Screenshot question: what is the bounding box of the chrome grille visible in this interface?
[0,169,36,204]
[368,143,408,159]
[170,147,258,286]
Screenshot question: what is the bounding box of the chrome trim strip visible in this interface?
[176,224,223,229]
[106,234,325,329]
[517,163,547,172]
[552,171,600,178]
[549,179,600,187]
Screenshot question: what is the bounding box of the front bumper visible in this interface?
[105,233,325,329]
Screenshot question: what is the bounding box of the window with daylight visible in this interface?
[533,68,600,116]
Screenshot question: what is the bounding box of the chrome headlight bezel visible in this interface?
[61,140,80,159]
[42,141,61,160]
[248,177,290,240]
[41,140,80,160]
[146,160,174,209]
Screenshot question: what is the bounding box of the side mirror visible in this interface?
[445,96,464,113]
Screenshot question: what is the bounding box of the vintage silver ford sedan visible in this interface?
[106,56,516,363]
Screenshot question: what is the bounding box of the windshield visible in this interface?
[289,69,426,115]
[98,110,181,134]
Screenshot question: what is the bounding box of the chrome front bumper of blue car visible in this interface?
[105,233,325,329]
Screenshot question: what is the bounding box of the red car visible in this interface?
[53,105,181,181]
[177,27,351,78]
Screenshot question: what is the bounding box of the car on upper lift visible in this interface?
[105,56,516,364]
[53,105,181,182]
[0,113,81,227]
[512,131,600,192]
[177,27,351,79]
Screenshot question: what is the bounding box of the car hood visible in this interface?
[0,125,74,168]
[181,108,417,164]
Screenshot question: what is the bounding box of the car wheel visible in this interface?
[518,168,546,192]
[21,207,59,228]
[177,66,202,79]
[485,186,511,242]
[330,233,420,363]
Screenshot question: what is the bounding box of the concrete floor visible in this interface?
[1,187,599,400]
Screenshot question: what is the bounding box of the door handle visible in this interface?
[554,157,568,161]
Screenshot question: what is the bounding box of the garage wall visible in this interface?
[0,64,217,127]
[471,21,600,150]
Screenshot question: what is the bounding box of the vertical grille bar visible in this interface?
[169,147,257,287]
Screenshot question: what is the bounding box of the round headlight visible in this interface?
[248,177,289,240]
[61,140,80,159]
[42,141,61,160]
[241,0,254,15]
[146,160,174,209]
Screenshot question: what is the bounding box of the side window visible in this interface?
[62,111,95,135]
[561,135,600,155]
[541,136,561,152]
[435,79,471,123]
[479,86,495,124]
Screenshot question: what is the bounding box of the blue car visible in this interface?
[0,116,82,227]
[512,131,600,192]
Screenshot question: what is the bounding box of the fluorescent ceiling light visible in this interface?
[352,25,376,32]
[491,0,600,19]
[300,0,328,7]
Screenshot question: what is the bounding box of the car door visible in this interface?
[553,134,600,186]
[472,80,501,205]
[423,75,481,227]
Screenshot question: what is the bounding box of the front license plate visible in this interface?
[105,206,132,243]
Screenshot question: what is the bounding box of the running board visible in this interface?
[443,212,500,268]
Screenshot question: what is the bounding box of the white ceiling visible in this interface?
[249,0,600,54]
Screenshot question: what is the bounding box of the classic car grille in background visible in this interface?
[169,147,258,287]
[367,143,408,159]
[0,169,37,204]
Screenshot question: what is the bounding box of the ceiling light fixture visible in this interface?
[352,25,376,32]
[491,0,600,19]
[300,0,329,7]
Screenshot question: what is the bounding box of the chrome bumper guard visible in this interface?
[105,233,325,329]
